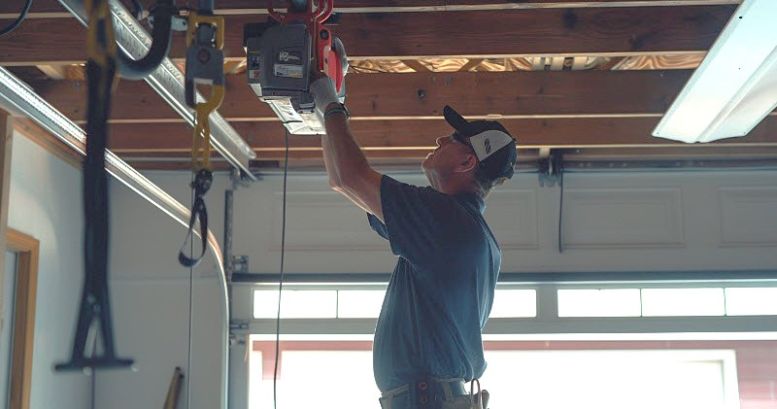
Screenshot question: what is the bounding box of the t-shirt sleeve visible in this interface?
[367,213,390,240]
[378,175,464,268]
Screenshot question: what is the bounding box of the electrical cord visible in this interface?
[557,169,564,253]
[273,130,290,409]
[130,0,144,19]
[186,173,195,409]
[0,0,33,38]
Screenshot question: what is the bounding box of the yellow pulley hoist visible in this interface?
[178,10,226,267]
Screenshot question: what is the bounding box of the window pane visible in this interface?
[338,290,384,318]
[248,350,263,409]
[490,289,536,318]
[250,350,377,409]
[254,290,337,319]
[725,287,777,316]
[558,289,641,317]
[480,350,732,409]
[641,288,725,317]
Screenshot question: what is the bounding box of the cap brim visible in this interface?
[443,105,470,133]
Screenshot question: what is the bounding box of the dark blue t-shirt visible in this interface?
[368,175,501,392]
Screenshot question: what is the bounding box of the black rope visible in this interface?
[0,0,33,38]
[273,130,289,409]
[130,0,144,19]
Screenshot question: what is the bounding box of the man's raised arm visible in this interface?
[311,75,384,222]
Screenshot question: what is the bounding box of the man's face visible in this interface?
[422,134,477,185]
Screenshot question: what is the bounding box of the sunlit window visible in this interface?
[250,344,737,409]
[250,349,376,409]
[337,290,385,318]
[490,289,536,318]
[725,287,777,316]
[558,289,641,317]
[641,288,725,317]
[480,350,735,409]
[254,290,337,319]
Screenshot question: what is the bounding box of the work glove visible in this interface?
[309,75,339,123]
[310,35,349,123]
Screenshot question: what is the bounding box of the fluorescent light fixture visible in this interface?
[652,0,777,143]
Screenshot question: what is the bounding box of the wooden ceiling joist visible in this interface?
[0,5,733,65]
[2,0,769,170]
[34,70,693,122]
[0,0,743,19]
[106,116,777,156]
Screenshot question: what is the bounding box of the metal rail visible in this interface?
[57,0,257,179]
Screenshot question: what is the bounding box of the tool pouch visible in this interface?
[440,390,489,409]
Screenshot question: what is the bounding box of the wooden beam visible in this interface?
[459,59,485,72]
[0,110,12,342]
[35,65,66,79]
[401,60,431,72]
[35,70,694,122]
[0,6,734,64]
[1,0,743,18]
[224,59,246,75]
[0,0,69,17]
[34,64,84,80]
[106,116,777,154]
[6,229,40,409]
[0,110,11,234]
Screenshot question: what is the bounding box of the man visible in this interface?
[311,75,517,409]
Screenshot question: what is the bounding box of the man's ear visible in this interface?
[456,153,478,174]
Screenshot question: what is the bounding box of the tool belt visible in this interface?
[379,378,489,409]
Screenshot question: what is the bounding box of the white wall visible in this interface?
[112,168,777,281]
[5,133,89,409]
[97,173,228,409]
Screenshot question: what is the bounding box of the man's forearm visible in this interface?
[320,105,384,220]
[310,74,383,219]
[321,107,371,188]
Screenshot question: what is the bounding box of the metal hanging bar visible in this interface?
[57,0,257,179]
[55,0,134,371]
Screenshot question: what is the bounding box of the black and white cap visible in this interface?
[444,105,517,180]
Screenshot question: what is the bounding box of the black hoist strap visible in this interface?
[178,168,213,267]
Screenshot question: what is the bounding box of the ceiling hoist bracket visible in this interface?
[538,150,564,188]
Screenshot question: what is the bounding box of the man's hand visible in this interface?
[309,71,340,122]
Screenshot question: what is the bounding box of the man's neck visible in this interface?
[431,174,478,196]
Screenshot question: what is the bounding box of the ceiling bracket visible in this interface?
[538,150,564,188]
